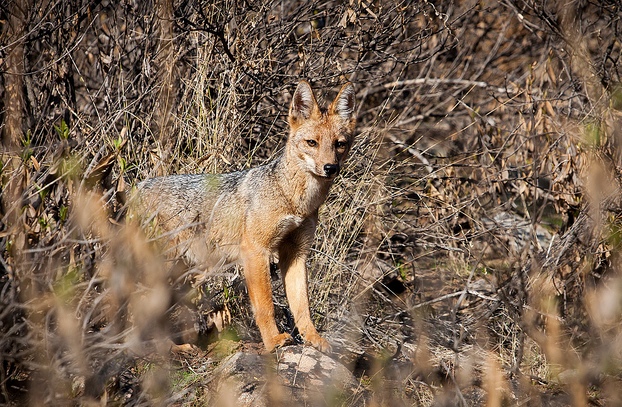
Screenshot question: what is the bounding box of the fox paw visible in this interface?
[304,332,332,353]
[265,333,293,352]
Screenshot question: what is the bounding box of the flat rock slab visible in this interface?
[210,345,367,406]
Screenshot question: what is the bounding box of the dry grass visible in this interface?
[2,0,622,405]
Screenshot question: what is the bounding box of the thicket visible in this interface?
[1,0,622,405]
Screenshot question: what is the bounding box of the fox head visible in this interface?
[287,81,356,179]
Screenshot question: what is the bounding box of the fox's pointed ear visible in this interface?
[329,82,356,122]
[289,81,319,127]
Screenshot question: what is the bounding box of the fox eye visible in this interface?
[306,139,318,147]
[335,140,347,149]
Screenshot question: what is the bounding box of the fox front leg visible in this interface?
[281,255,331,352]
[241,241,292,352]
[279,225,331,352]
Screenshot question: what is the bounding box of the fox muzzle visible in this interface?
[323,164,339,177]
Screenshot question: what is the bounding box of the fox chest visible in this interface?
[249,214,306,251]
[276,215,305,236]
[275,215,305,238]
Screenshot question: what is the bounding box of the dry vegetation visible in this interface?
[2,0,622,405]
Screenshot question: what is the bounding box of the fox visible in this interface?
[134,80,356,352]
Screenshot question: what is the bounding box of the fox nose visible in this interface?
[323,164,339,177]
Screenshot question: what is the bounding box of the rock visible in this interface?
[210,345,367,406]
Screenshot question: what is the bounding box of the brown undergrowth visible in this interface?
[1,0,622,405]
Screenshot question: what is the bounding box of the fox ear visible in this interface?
[289,81,319,126]
[329,82,356,122]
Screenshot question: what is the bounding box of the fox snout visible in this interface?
[323,163,339,178]
[306,157,342,179]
